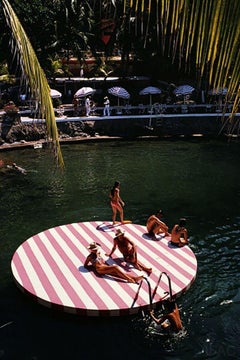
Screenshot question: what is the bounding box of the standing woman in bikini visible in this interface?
[109,181,125,224]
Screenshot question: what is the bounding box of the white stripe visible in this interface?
[39,230,99,309]
[15,244,50,302]
[63,223,152,308]
[28,237,75,307]
[51,225,129,310]
[123,225,195,294]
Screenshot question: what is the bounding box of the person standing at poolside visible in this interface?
[109,181,125,224]
[146,210,170,238]
[103,96,110,116]
[85,96,91,116]
[106,229,152,276]
[171,218,189,247]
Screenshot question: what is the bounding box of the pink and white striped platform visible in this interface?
[11,221,197,317]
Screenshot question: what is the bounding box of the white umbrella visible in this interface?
[74,87,96,98]
[174,85,195,96]
[108,86,130,106]
[50,89,62,98]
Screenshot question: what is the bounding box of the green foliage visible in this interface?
[2,0,64,168]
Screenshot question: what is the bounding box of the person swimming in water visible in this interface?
[84,242,143,284]
[150,299,183,333]
[11,163,27,174]
[109,181,125,224]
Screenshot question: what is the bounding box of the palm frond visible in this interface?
[2,0,64,168]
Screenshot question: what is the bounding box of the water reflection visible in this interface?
[0,139,240,359]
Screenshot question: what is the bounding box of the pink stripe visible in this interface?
[121,227,180,284]
[44,229,108,310]
[78,223,148,308]
[11,222,197,316]
[122,225,195,285]
[21,240,63,305]
[52,225,85,260]
[12,252,36,295]
[93,222,173,295]
[34,232,86,308]
[55,224,143,309]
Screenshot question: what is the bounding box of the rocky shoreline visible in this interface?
[0,110,233,152]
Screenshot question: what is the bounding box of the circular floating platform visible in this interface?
[11,221,197,316]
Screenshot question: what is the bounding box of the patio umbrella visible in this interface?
[108,86,130,106]
[139,86,162,127]
[50,89,62,98]
[174,85,195,96]
[74,87,96,98]
[139,86,162,107]
[208,87,228,96]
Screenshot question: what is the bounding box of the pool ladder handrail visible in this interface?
[131,271,173,309]
[152,271,173,301]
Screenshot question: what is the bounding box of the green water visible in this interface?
[0,138,239,359]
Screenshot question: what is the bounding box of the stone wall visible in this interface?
[0,114,227,146]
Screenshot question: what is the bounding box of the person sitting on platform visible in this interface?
[149,298,183,333]
[146,210,170,238]
[84,242,143,284]
[106,229,152,276]
[171,218,189,247]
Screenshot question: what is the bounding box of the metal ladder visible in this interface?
[131,271,173,310]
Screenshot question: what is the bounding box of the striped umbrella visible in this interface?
[139,86,162,105]
[108,86,130,106]
[208,87,228,96]
[174,85,195,96]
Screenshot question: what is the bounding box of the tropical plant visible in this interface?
[53,0,95,62]
[119,0,240,134]
[2,0,64,167]
[0,61,16,84]
[47,56,65,80]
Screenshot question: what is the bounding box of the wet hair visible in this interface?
[179,218,187,227]
[162,299,175,312]
[111,181,120,196]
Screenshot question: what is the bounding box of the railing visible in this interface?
[16,102,237,120]
[131,271,173,311]
[152,271,173,301]
[57,103,235,116]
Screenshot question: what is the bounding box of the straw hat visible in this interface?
[115,229,125,237]
[87,242,100,251]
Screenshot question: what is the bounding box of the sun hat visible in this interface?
[115,229,125,237]
[87,242,100,251]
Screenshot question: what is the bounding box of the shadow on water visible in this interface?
[0,138,240,359]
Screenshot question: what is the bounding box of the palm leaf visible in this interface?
[2,0,64,168]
